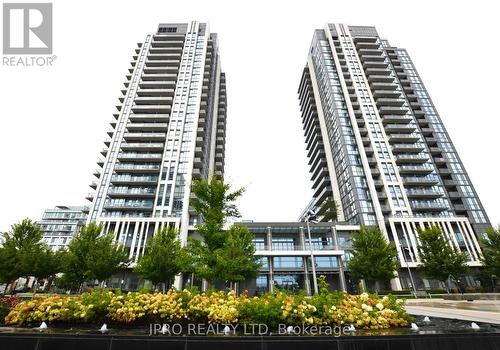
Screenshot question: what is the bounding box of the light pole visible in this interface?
[305,210,319,295]
[403,247,417,298]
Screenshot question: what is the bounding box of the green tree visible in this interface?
[479,226,500,288]
[417,225,469,293]
[317,198,338,222]
[88,232,129,287]
[0,236,19,292]
[214,224,261,290]
[347,226,398,291]
[31,247,65,293]
[63,222,128,291]
[134,226,190,291]
[0,219,46,291]
[189,177,245,284]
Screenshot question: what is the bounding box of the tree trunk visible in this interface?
[443,280,450,294]
[32,279,38,298]
[5,280,14,294]
[46,276,54,292]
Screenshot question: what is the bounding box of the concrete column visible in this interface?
[391,274,403,291]
[267,227,274,293]
[303,256,312,295]
[337,256,348,292]
[174,275,182,290]
[332,225,347,292]
[299,227,306,249]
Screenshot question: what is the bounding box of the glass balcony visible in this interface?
[398,163,435,174]
[120,142,164,150]
[117,153,162,162]
[103,200,154,209]
[123,132,166,140]
[388,133,420,143]
[394,153,429,163]
[381,115,413,124]
[410,200,449,211]
[406,188,444,199]
[107,188,156,196]
[402,175,440,186]
[110,175,158,184]
[114,164,160,172]
[384,124,417,133]
[391,143,425,153]
[126,123,169,131]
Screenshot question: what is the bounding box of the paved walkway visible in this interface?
[405,299,500,324]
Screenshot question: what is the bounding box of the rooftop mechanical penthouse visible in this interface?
[85,21,226,289]
[298,23,490,290]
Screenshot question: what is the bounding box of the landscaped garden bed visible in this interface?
[3,289,411,330]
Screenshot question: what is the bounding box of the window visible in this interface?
[159,27,177,33]
[253,237,266,250]
[313,256,338,268]
[271,237,295,250]
[273,257,303,269]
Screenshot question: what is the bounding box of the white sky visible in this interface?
[1,0,499,231]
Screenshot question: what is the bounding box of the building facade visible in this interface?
[298,24,490,290]
[85,21,226,288]
[38,206,88,251]
[240,222,360,295]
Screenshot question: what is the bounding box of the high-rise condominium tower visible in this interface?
[86,22,226,271]
[299,24,489,288]
[38,206,88,251]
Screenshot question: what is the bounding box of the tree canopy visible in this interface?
[347,225,398,289]
[62,222,128,290]
[214,224,261,286]
[479,226,500,278]
[417,225,469,290]
[0,219,51,290]
[188,177,247,283]
[317,198,339,222]
[134,226,191,291]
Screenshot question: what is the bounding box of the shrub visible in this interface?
[4,289,412,329]
[107,290,189,324]
[237,293,283,329]
[0,295,22,324]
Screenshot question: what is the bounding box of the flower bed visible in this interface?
[0,295,22,323]
[4,289,411,329]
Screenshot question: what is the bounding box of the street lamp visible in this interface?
[305,210,319,295]
[402,247,417,298]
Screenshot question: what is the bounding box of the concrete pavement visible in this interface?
[405,299,500,324]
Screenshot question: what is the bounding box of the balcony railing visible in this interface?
[117,152,162,159]
[395,154,429,163]
[114,164,160,171]
[121,142,164,149]
[402,175,440,185]
[111,175,158,183]
[398,164,434,174]
[107,188,156,196]
[406,188,444,198]
[103,201,154,209]
[123,132,166,139]
[256,244,338,252]
[410,201,449,210]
